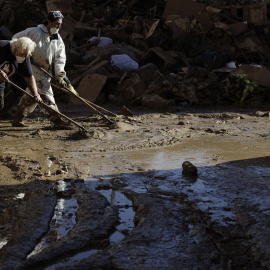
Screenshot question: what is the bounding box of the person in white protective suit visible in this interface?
[12,10,78,127]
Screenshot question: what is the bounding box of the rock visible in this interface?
[182,161,198,176]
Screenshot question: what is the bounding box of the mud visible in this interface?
[0,103,269,269]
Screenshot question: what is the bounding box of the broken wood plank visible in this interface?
[71,60,108,85]
[73,73,108,103]
[77,56,101,74]
[79,10,86,23]
[74,25,124,32]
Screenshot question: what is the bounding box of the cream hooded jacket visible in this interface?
[13,24,66,76]
[13,24,66,97]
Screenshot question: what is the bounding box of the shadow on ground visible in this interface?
[0,156,270,270]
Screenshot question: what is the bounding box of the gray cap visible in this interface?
[47,11,64,21]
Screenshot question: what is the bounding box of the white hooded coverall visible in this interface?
[13,24,66,117]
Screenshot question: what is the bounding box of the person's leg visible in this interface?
[31,65,67,125]
[13,66,68,127]
[12,93,37,127]
[39,92,68,126]
[0,82,5,110]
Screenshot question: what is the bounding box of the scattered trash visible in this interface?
[87,36,113,47]
[110,54,139,73]
[1,0,270,111]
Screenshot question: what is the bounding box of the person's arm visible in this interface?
[24,75,42,102]
[55,75,79,96]
[54,39,66,77]
[0,70,7,82]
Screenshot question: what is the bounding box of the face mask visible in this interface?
[16,56,25,63]
[50,27,59,35]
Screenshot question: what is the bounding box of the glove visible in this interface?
[68,85,79,96]
[55,75,67,88]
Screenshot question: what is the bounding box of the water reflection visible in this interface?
[85,186,136,245]
[28,197,79,257]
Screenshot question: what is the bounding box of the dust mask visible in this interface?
[50,27,59,35]
[16,56,25,63]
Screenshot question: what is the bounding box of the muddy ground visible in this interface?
[0,102,270,270]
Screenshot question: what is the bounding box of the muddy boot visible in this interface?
[50,117,70,127]
[12,108,28,127]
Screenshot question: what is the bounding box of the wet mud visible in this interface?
[0,104,269,269]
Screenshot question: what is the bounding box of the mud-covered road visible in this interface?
[0,103,269,270]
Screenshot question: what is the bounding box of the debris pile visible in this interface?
[2,0,270,111]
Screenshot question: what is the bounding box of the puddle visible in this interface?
[55,179,71,192]
[110,204,135,244]
[183,177,237,226]
[51,198,79,238]
[84,136,270,229]
[87,168,236,227]
[14,193,25,200]
[0,238,8,249]
[86,137,270,179]
[86,187,135,245]
[28,181,78,258]
[43,188,135,269]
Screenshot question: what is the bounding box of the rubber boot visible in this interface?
[12,107,28,127]
[50,117,69,127]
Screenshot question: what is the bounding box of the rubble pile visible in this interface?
[2,0,270,111]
